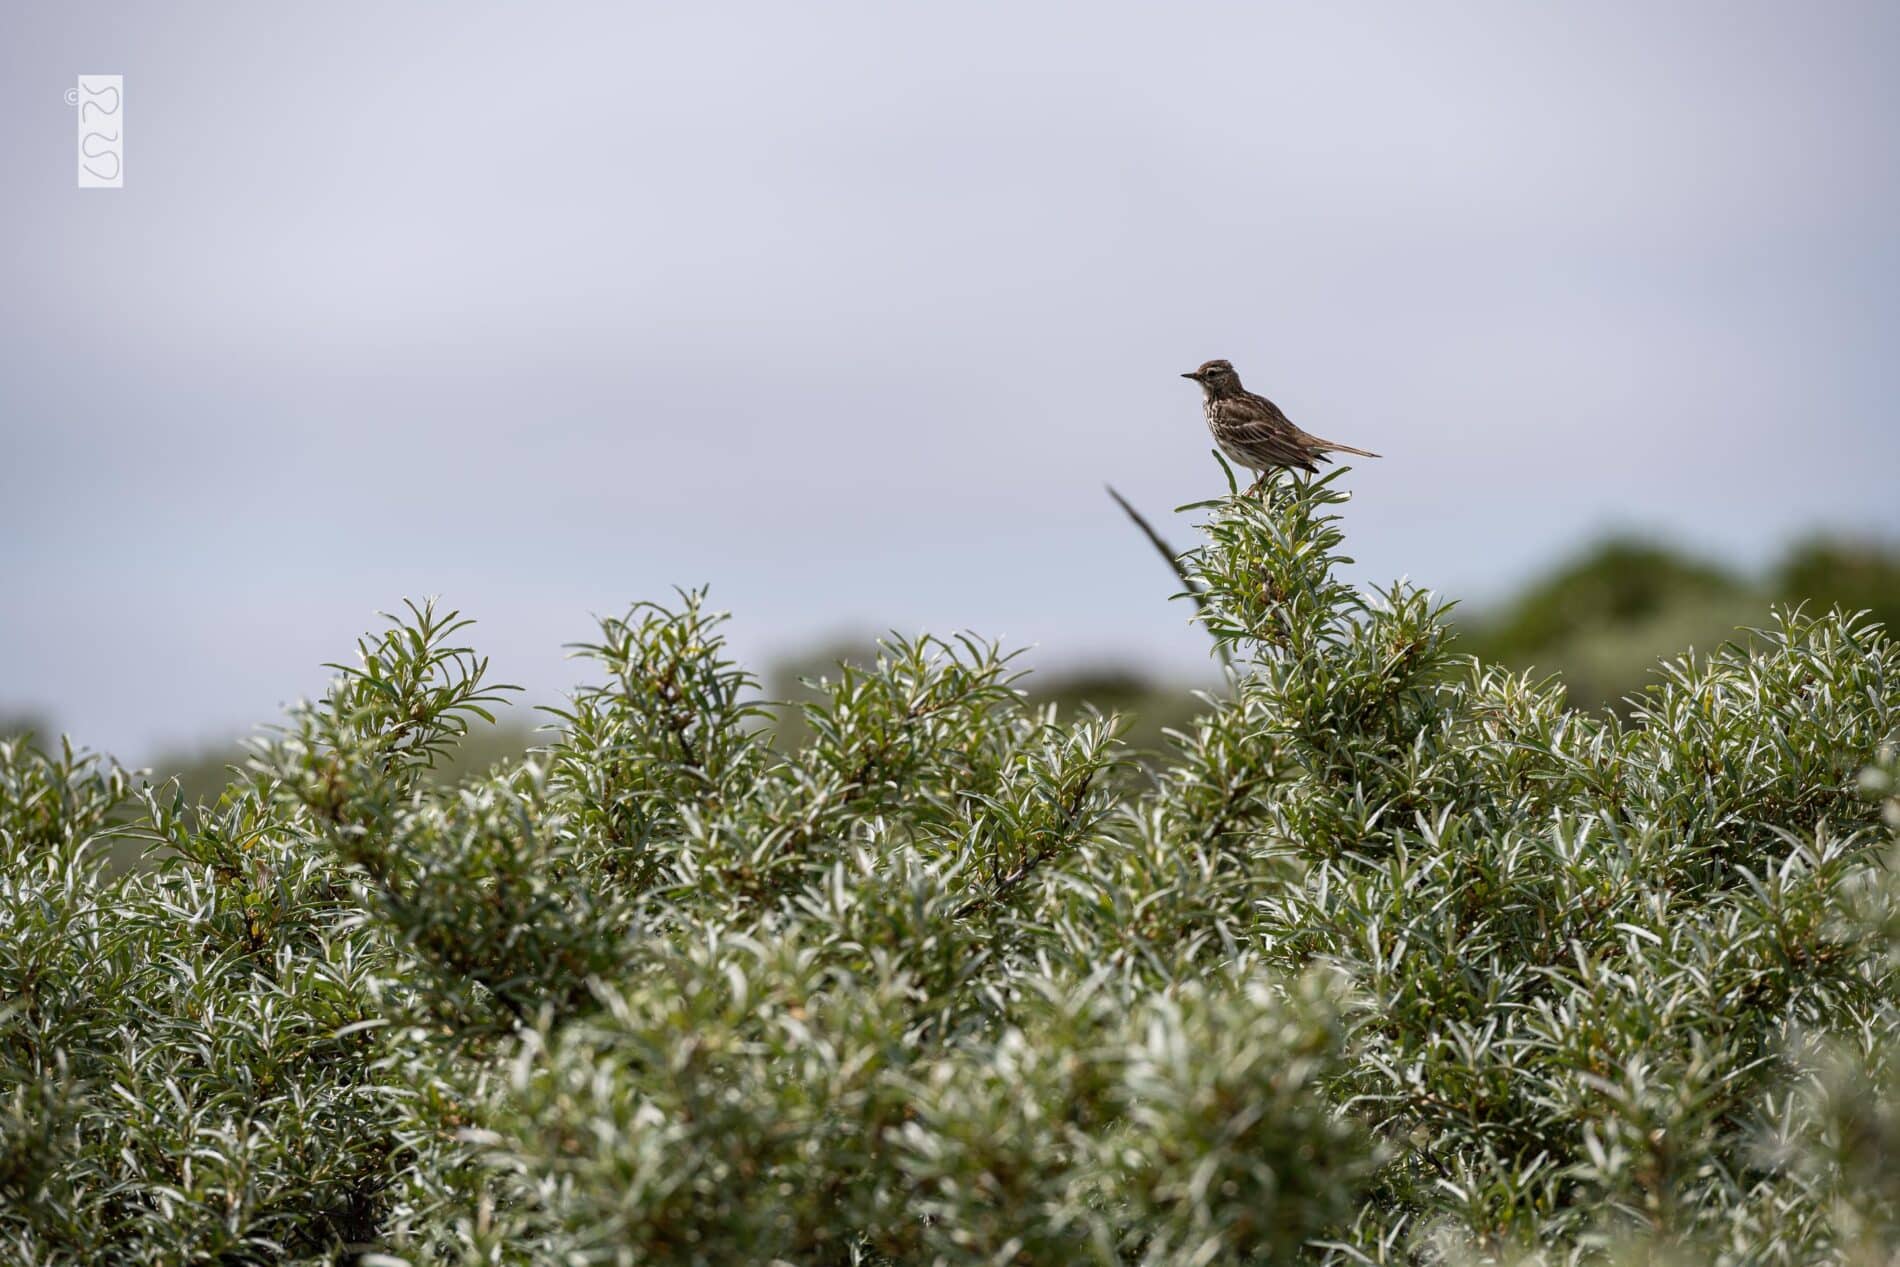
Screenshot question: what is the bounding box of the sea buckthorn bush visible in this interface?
[2,473,1895,1265]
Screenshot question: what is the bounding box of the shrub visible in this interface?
[1,473,1895,1265]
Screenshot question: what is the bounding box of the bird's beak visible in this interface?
[1180,370,1200,380]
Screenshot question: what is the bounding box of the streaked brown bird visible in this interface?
[1182,359,1379,489]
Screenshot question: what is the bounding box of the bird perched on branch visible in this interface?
[1182,359,1379,491]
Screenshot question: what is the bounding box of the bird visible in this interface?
[1181,359,1379,491]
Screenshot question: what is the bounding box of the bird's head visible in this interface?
[1181,359,1241,396]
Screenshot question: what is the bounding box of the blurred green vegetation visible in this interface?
[766,640,1213,759]
[1456,533,1900,713]
[0,712,51,741]
[152,719,545,810]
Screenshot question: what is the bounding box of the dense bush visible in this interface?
[2,474,1896,1265]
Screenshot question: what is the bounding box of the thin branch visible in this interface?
[954,767,1098,920]
[1106,484,1200,605]
[1105,484,1230,666]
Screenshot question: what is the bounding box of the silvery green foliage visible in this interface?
[1,474,1895,1265]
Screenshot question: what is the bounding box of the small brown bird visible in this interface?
[1182,359,1379,489]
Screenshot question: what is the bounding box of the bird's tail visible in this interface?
[1322,440,1381,459]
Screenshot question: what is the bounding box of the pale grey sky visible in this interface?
[2,2,1897,758]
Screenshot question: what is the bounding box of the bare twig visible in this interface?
[1106,484,1199,604]
[1105,484,1229,666]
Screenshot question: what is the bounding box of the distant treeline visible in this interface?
[1456,534,1900,712]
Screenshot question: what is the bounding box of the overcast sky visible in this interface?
[2,2,1897,760]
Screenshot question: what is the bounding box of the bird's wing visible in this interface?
[1233,392,1294,426]
[1219,395,1326,468]
[1220,415,1326,470]
[1234,394,1381,461]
